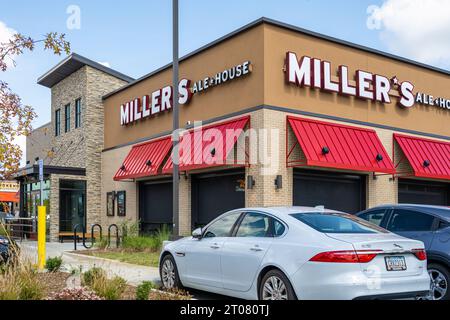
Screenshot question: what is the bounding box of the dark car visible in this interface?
[357,204,450,300]
[0,235,11,264]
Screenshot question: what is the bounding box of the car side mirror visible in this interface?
[192,228,203,240]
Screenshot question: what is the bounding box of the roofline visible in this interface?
[102,17,450,100]
[38,53,134,87]
[31,121,51,132]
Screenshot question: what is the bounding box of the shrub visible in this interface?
[135,281,156,300]
[122,225,170,252]
[95,237,109,250]
[82,267,127,300]
[45,256,63,272]
[0,223,8,237]
[0,262,44,300]
[46,287,103,300]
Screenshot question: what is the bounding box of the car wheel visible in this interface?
[427,263,449,301]
[259,269,296,300]
[160,254,182,290]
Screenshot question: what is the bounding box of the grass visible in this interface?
[89,250,160,268]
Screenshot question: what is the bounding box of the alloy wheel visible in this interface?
[262,276,288,300]
[428,268,448,300]
[161,258,176,289]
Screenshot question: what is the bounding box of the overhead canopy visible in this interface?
[0,192,19,203]
[163,116,250,174]
[394,134,450,180]
[287,116,395,174]
[114,137,173,181]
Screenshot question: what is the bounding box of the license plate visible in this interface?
[385,256,407,271]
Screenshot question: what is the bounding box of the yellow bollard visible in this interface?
[37,206,46,270]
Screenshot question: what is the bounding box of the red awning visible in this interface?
[114,136,173,181]
[0,192,19,203]
[287,116,395,174]
[163,116,250,173]
[394,134,450,180]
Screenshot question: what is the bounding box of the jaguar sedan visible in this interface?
[159,207,431,300]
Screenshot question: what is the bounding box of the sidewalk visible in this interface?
[19,241,161,286]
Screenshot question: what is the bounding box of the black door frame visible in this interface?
[58,179,87,232]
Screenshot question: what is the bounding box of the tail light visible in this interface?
[412,249,427,261]
[309,250,382,263]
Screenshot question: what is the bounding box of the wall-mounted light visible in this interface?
[120,164,126,171]
[210,148,216,156]
[376,154,384,162]
[322,147,330,155]
[423,160,431,168]
[247,176,255,189]
[146,160,152,167]
[275,175,283,190]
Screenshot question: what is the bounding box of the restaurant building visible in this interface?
[101,18,449,236]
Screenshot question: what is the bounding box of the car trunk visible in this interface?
[325,233,426,278]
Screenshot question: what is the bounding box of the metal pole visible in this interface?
[172,0,180,237]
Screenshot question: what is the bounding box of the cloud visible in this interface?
[98,61,111,68]
[367,0,450,68]
[0,21,18,68]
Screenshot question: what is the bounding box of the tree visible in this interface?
[0,32,70,180]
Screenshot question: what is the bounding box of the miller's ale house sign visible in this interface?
[120,61,252,126]
[284,51,450,110]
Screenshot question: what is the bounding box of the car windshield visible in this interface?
[291,212,389,234]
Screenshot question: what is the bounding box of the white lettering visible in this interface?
[399,81,415,108]
[356,70,374,100]
[286,52,311,87]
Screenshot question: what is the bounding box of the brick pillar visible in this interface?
[178,176,192,236]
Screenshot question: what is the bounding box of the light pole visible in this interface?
[172,0,180,237]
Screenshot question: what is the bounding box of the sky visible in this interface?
[1,0,450,163]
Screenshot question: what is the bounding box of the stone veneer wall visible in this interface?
[45,66,128,241]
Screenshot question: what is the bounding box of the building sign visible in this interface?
[285,51,450,110]
[120,61,252,126]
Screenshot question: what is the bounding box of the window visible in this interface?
[75,98,82,128]
[203,212,241,238]
[64,104,71,133]
[274,219,286,237]
[117,191,126,217]
[55,109,61,136]
[291,212,388,234]
[358,209,387,227]
[236,212,271,237]
[388,209,436,232]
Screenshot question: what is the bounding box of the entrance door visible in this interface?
[59,180,86,232]
[139,180,173,234]
[294,170,366,214]
[192,170,245,227]
[399,180,449,206]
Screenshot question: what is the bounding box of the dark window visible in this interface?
[274,219,286,237]
[203,212,241,238]
[291,212,388,234]
[64,104,70,132]
[358,209,387,226]
[236,212,271,238]
[55,109,61,136]
[75,98,82,128]
[387,209,435,232]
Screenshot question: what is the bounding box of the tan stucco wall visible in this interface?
[263,24,450,138]
[103,26,265,150]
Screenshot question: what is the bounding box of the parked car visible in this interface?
[160,207,430,300]
[357,204,450,300]
[0,235,11,264]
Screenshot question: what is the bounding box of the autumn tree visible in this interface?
[0,32,70,179]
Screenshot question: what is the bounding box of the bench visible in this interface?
[58,232,99,243]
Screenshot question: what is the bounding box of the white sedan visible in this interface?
[159,207,431,300]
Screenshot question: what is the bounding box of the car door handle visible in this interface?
[250,246,263,252]
[210,243,220,249]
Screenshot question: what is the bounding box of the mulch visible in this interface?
[36,272,71,296]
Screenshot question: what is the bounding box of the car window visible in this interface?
[203,212,241,238]
[439,220,450,230]
[359,209,387,226]
[274,219,286,237]
[291,212,388,234]
[236,212,271,237]
[387,209,435,232]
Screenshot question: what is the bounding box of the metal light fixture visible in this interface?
[210,148,216,156]
[322,147,330,155]
[247,176,255,189]
[120,164,126,171]
[275,175,283,190]
[376,154,384,162]
[146,160,152,167]
[423,160,431,168]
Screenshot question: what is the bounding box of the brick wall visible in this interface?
[26,122,52,164]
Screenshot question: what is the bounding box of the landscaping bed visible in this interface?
[73,249,160,268]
